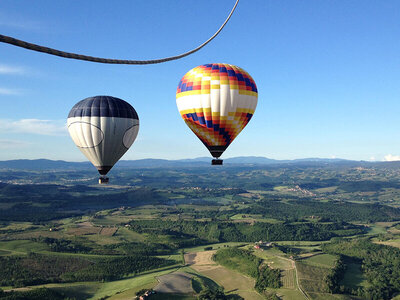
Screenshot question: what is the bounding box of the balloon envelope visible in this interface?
[67,96,139,175]
[176,63,258,158]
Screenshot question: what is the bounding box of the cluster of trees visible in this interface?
[35,237,91,253]
[213,248,261,278]
[0,252,174,287]
[166,196,400,224]
[107,241,173,256]
[197,288,229,300]
[322,239,400,299]
[254,266,281,292]
[67,256,175,282]
[0,252,95,286]
[213,248,281,293]
[324,256,346,293]
[128,219,364,248]
[241,199,400,223]
[299,179,400,192]
[0,256,41,287]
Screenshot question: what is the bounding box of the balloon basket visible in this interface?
[211,159,223,165]
[99,177,109,184]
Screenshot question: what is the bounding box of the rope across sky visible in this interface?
[0,0,239,65]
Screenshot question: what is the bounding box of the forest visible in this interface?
[127,219,365,246]
[0,252,175,287]
[322,239,400,299]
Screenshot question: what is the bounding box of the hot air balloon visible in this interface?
[176,63,258,165]
[67,96,139,184]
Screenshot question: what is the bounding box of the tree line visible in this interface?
[240,199,400,223]
[128,219,365,248]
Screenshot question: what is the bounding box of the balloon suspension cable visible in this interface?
[0,0,239,65]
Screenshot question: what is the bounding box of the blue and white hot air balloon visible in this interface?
[67,96,139,184]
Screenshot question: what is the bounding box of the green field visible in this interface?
[274,186,290,191]
[281,268,296,289]
[0,239,49,254]
[89,268,180,300]
[277,288,307,300]
[0,249,11,255]
[300,254,337,268]
[4,267,182,300]
[230,213,263,220]
[296,261,331,296]
[314,186,338,193]
[37,282,101,300]
[365,223,388,235]
[252,249,292,270]
[340,262,369,289]
[214,248,260,278]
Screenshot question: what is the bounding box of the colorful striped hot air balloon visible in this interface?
[176,63,258,165]
[67,96,139,183]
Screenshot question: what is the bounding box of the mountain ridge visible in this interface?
[0,156,389,170]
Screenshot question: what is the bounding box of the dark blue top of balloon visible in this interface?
[68,96,138,119]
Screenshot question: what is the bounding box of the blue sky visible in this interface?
[0,0,399,162]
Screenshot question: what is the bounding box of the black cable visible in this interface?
[0,0,239,65]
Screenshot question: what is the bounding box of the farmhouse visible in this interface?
[254,240,274,250]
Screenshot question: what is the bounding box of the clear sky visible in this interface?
[0,0,399,162]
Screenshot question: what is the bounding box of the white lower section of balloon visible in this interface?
[67,116,139,168]
[176,88,257,116]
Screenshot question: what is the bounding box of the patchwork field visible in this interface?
[184,242,246,253]
[185,250,217,271]
[252,248,293,270]
[300,253,337,268]
[296,261,332,299]
[0,239,49,254]
[154,272,193,294]
[185,250,263,300]
[13,267,182,300]
[66,222,101,235]
[2,163,400,299]
[281,268,296,289]
[276,288,307,300]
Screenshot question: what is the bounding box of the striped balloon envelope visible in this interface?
[176,63,258,164]
[67,96,139,183]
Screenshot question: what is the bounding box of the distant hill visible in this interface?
[223,156,280,164]
[0,159,91,170]
[0,156,382,171]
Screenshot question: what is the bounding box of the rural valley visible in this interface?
[1,158,400,299]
